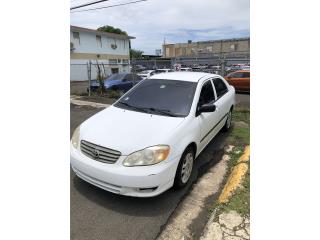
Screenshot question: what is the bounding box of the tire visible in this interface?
[174,146,195,189]
[223,109,232,132]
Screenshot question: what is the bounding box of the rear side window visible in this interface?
[229,72,243,78]
[198,81,215,106]
[242,72,250,78]
[213,78,228,98]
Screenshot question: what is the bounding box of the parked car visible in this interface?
[71,72,235,197]
[224,70,250,92]
[154,68,173,74]
[137,70,156,80]
[90,73,143,92]
[180,67,192,72]
[132,64,146,72]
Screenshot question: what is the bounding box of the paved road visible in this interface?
[235,93,250,108]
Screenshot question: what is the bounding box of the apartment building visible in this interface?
[70,25,135,81]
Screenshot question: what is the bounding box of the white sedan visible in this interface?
[71,72,235,197]
[137,70,156,80]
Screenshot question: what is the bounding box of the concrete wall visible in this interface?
[70,81,89,95]
[70,60,130,81]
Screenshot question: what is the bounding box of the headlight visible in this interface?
[71,126,80,149]
[123,145,170,167]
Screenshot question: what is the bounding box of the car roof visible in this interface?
[148,72,220,82]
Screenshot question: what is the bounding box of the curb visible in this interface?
[70,98,110,108]
[218,145,250,203]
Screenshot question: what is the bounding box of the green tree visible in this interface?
[97,25,128,36]
[130,49,144,59]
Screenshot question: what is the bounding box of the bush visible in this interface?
[108,90,121,99]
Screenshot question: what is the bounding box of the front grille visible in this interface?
[80,140,121,164]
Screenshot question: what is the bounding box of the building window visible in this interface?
[206,46,213,52]
[109,59,117,65]
[111,38,117,49]
[96,35,102,48]
[123,59,129,65]
[73,32,80,45]
[230,44,238,51]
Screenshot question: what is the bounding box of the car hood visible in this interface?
[80,106,186,155]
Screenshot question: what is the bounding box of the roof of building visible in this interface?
[149,72,219,82]
[163,37,250,46]
[70,25,135,40]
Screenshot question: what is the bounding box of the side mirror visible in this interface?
[198,103,216,115]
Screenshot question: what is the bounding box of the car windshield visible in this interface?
[114,79,197,117]
[107,73,126,80]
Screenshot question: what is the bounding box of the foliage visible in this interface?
[130,49,144,59]
[108,90,121,99]
[97,25,128,36]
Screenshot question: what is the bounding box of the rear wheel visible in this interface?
[174,147,194,188]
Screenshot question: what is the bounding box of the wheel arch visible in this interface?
[185,142,197,157]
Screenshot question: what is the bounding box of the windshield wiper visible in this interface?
[117,102,182,117]
[144,108,181,117]
[117,101,150,113]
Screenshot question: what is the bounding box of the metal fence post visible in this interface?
[87,60,92,96]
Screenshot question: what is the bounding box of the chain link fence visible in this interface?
[70,56,250,95]
[131,56,250,76]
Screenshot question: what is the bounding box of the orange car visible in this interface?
[224,70,250,92]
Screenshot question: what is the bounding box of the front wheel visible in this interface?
[223,109,232,132]
[174,147,194,188]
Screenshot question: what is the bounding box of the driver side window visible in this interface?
[198,81,215,107]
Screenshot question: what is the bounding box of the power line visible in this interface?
[71,0,112,10]
[71,0,148,13]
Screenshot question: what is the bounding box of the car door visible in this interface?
[212,78,230,123]
[238,71,250,91]
[196,79,220,151]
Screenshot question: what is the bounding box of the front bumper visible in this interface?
[70,145,180,197]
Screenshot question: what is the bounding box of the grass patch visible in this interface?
[220,164,250,216]
[232,107,250,124]
[226,127,250,146]
[225,107,250,146]
[209,107,250,218]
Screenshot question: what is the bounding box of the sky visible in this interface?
[70,0,250,55]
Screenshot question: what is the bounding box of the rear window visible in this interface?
[107,73,126,80]
[242,72,250,78]
[213,78,228,98]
